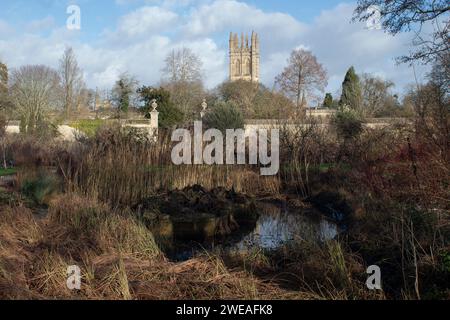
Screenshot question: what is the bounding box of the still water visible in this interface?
[156,202,339,261]
[231,202,338,252]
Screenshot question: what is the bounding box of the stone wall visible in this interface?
[5,110,159,141]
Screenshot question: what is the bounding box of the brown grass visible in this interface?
[0,193,311,300]
[2,118,448,300]
[223,240,385,300]
[61,126,280,207]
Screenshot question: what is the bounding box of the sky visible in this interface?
[0,0,430,97]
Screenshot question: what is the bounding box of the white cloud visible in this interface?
[0,20,14,39]
[299,3,429,94]
[0,1,429,95]
[185,0,306,42]
[117,6,178,37]
[25,16,55,33]
[173,37,227,86]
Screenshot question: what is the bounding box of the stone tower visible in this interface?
[229,31,260,83]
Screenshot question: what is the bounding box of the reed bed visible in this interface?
[65,127,280,207]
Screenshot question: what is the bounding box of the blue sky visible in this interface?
[0,0,428,99]
[1,0,353,41]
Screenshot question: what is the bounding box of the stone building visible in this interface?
[229,31,260,83]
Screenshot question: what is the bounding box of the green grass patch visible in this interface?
[0,168,17,176]
[70,119,106,137]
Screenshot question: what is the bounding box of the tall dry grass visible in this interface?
[0,193,312,300]
[279,121,337,197]
[62,126,280,207]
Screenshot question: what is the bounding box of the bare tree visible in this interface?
[361,73,397,117]
[217,80,295,119]
[353,0,450,64]
[161,48,204,120]
[419,54,450,159]
[275,49,328,110]
[429,51,450,97]
[162,48,203,83]
[59,47,85,119]
[10,65,61,134]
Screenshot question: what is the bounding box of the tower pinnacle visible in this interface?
[229,32,260,83]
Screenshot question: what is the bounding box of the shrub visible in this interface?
[203,101,245,133]
[216,80,295,119]
[19,116,59,139]
[332,109,363,140]
[21,171,61,205]
[9,135,59,168]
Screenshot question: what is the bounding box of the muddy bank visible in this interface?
[136,185,259,243]
[307,191,353,224]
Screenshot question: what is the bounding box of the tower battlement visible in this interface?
[229,31,260,83]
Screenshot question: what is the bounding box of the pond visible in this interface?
[230,202,338,252]
[152,201,339,261]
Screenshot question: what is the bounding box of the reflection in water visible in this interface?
[155,201,339,261]
[230,202,338,252]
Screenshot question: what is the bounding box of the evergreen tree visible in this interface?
[116,79,130,113]
[112,74,137,115]
[323,93,334,109]
[332,109,363,141]
[340,66,362,111]
[137,86,184,129]
[204,101,244,134]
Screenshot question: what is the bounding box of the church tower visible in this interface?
[229,31,260,83]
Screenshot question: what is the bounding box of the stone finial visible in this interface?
[200,99,208,118]
[151,99,158,112]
